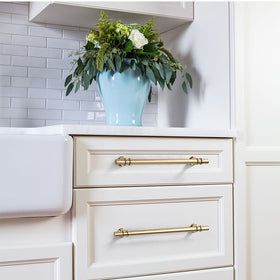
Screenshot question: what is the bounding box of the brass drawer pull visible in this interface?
[115,156,209,167]
[114,224,210,237]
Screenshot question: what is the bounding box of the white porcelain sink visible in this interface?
[0,134,73,218]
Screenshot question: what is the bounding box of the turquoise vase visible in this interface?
[97,68,151,126]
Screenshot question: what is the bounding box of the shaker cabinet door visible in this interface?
[0,243,72,280]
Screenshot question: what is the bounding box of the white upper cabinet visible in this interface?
[29,1,194,33]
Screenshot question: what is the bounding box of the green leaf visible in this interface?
[90,76,94,84]
[148,86,152,102]
[115,55,122,72]
[77,58,83,68]
[170,72,176,85]
[84,58,90,71]
[83,73,91,90]
[66,83,74,96]
[74,80,80,93]
[120,61,129,72]
[152,66,165,89]
[130,60,137,71]
[64,74,72,87]
[157,77,165,90]
[160,47,176,63]
[152,67,160,81]
[107,58,115,72]
[185,72,193,88]
[143,44,157,54]
[164,64,172,83]
[74,65,81,76]
[96,43,110,71]
[142,59,149,66]
[85,41,94,50]
[124,40,133,52]
[160,54,168,63]
[155,62,165,79]
[146,66,156,84]
[182,81,188,94]
[139,64,145,76]
[89,62,96,76]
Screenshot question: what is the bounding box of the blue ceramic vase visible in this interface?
[97,68,151,126]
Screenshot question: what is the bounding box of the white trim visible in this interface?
[229,2,236,131]
[233,3,247,280]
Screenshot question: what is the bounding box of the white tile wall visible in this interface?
[0,34,11,44]
[0,2,157,127]
[0,55,11,65]
[12,56,45,67]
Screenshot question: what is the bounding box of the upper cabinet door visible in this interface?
[29,1,194,33]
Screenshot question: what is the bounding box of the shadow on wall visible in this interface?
[161,23,206,127]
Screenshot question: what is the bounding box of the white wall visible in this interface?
[158,2,233,131]
[0,2,157,127]
[234,3,280,280]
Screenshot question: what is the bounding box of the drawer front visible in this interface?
[121,267,234,280]
[73,185,233,280]
[74,137,233,187]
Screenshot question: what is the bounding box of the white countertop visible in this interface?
[0,125,236,138]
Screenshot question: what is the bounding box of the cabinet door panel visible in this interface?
[0,243,72,280]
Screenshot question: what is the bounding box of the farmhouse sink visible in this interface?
[0,134,73,218]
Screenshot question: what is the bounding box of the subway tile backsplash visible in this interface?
[0,2,157,127]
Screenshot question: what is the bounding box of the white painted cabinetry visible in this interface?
[0,133,234,280]
[0,243,72,280]
[158,2,234,132]
[73,136,234,280]
[234,3,280,280]
[74,137,233,187]
[29,2,193,33]
[73,185,233,279]
[0,135,73,280]
[123,267,234,280]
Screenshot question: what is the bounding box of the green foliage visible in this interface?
[65,11,192,98]
[96,43,110,71]
[138,19,159,42]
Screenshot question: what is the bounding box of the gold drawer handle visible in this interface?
[115,156,209,167]
[114,224,210,237]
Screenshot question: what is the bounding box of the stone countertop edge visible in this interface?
[0,125,237,138]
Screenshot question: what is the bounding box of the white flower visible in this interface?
[93,40,101,49]
[129,29,148,49]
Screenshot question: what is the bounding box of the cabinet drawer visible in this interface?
[121,267,234,280]
[74,137,233,187]
[73,185,233,280]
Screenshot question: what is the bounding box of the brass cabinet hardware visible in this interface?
[115,156,209,167]
[114,224,210,237]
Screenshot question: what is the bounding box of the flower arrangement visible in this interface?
[65,11,192,99]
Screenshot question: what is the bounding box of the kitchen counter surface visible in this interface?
[0,125,236,138]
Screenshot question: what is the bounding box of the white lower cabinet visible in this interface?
[121,267,234,280]
[73,135,234,280]
[73,185,233,280]
[0,243,72,280]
